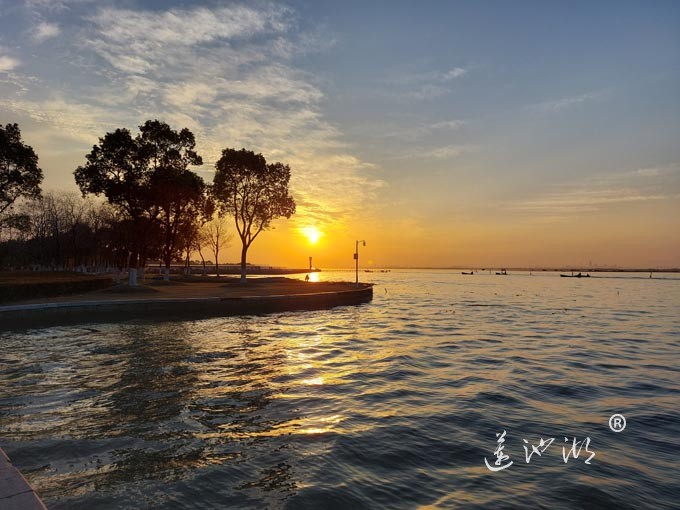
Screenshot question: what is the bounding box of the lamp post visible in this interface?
[355,239,366,287]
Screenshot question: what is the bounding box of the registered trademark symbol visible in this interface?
[609,414,626,432]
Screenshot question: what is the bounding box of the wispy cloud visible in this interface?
[442,67,467,80]
[380,118,466,140]
[626,163,679,178]
[511,188,667,215]
[390,144,477,161]
[2,3,385,232]
[33,21,60,41]
[0,49,20,72]
[530,91,603,112]
[428,120,466,130]
[23,0,97,12]
[390,66,469,101]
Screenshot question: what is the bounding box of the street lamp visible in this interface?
[355,239,366,287]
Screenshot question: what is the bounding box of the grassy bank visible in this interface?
[0,272,113,304]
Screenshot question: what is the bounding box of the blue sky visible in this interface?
[1,0,679,266]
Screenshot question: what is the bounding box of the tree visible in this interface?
[202,214,231,277]
[212,148,295,282]
[0,123,43,221]
[74,120,204,285]
[75,127,153,285]
[139,121,204,280]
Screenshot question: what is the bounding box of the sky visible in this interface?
[1,0,679,268]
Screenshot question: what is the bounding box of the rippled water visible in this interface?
[1,270,679,509]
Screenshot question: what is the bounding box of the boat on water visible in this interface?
[461,271,474,275]
[560,272,590,278]
[496,269,508,275]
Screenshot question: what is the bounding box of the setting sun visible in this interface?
[301,226,322,244]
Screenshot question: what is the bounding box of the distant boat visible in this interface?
[496,270,508,275]
[461,271,474,275]
[560,272,590,278]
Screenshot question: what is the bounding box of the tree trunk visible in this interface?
[128,251,138,286]
[197,245,206,275]
[163,251,171,281]
[240,243,248,282]
[128,268,138,286]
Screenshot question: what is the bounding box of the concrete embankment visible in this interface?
[0,448,47,510]
[0,284,374,330]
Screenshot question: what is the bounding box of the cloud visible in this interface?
[23,0,97,12]
[380,118,466,140]
[390,66,468,101]
[2,2,385,232]
[0,96,130,145]
[531,92,602,112]
[87,5,291,71]
[33,21,60,41]
[428,120,466,130]
[442,67,467,80]
[507,188,668,223]
[628,163,679,178]
[502,161,679,223]
[584,162,680,185]
[0,51,20,72]
[389,144,477,161]
[408,84,449,100]
[428,144,476,160]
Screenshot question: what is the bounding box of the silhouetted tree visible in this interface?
[139,120,204,280]
[75,127,153,285]
[212,148,295,282]
[0,193,125,271]
[202,214,231,277]
[0,123,43,221]
[74,120,204,285]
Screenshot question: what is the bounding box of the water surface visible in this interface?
[1,270,679,509]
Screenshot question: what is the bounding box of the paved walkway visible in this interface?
[0,279,373,329]
[4,278,359,305]
[0,449,47,510]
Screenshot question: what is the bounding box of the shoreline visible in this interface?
[0,279,374,330]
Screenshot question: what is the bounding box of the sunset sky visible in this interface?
[1,1,679,268]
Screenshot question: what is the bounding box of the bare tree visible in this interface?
[203,215,231,277]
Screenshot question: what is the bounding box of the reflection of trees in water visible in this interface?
[101,322,207,486]
[109,323,198,429]
[103,317,305,500]
[187,316,302,497]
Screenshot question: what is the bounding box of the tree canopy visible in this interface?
[212,148,295,281]
[0,123,43,219]
[74,120,206,284]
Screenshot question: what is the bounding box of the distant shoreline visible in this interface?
[312,267,680,273]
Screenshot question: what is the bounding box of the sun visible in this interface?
[301,226,322,244]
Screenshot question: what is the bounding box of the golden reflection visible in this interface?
[307,272,320,282]
[301,376,324,385]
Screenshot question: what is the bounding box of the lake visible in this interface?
[1,270,679,509]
